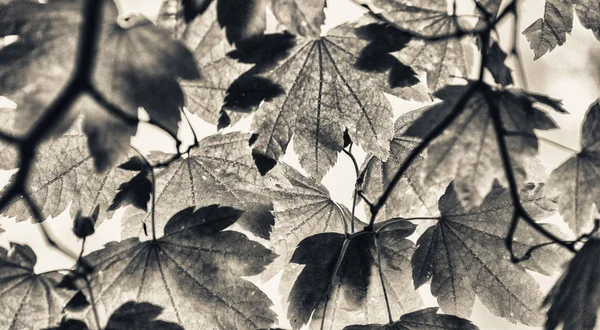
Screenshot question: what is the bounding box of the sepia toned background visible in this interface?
[1,0,599,329]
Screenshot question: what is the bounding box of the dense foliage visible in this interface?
[0,0,598,329]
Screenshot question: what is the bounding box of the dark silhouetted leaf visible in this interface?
[232,17,429,179]
[0,120,135,224]
[523,0,573,60]
[83,205,277,329]
[486,41,513,86]
[362,0,476,91]
[543,238,600,330]
[72,206,99,239]
[361,108,440,221]
[548,99,600,234]
[104,302,183,330]
[218,0,266,44]
[121,132,276,239]
[405,83,563,209]
[354,23,419,88]
[169,2,255,126]
[182,0,214,22]
[108,171,152,212]
[65,291,90,312]
[287,220,420,329]
[0,0,199,170]
[44,318,89,330]
[343,307,479,329]
[0,243,71,329]
[412,182,567,326]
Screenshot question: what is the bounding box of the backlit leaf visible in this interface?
[522,0,573,60]
[0,0,199,169]
[361,108,440,221]
[363,0,477,91]
[548,99,600,234]
[405,83,562,209]
[83,205,277,329]
[412,182,567,326]
[121,132,277,239]
[230,17,429,179]
[0,120,134,224]
[0,243,71,329]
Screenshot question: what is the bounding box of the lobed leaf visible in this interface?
[522,0,573,60]
[121,132,277,240]
[548,99,600,234]
[83,205,277,329]
[0,243,71,329]
[412,182,568,326]
[405,83,563,209]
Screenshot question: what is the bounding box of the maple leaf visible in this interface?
[361,108,441,221]
[405,82,563,209]
[543,238,600,330]
[523,0,573,60]
[103,301,184,330]
[412,182,567,326]
[229,17,429,179]
[0,120,134,224]
[343,307,479,330]
[163,1,255,126]
[268,0,326,38]
[547,99,600,235]
[108,158,152,212]
[361,0,476,91]
[287,220,421,329]
[44,318,89,330]
[264,162,351,279]
[0,0,199,170]
[0,243,71,329]
[0,106,17,169]
[82,205,277,329]
[121,132,276,239]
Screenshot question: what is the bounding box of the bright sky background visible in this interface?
[1,0,600,329]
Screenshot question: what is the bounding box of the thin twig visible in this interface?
[343,144,361,234]
[0,130,20,144]
[368,82,480,228]
[484,89,577,261]
[181,109,199,146]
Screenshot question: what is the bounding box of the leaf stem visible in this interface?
[85,276,101,330]
[504,131,579,154]
[374,238,393,323]
[320,238,351,330]
[130,146,157,241]
[343,145,361,234]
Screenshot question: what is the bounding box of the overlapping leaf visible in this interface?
[543,238,600,330]
[412,182,567,326]
[0,120,134,224]
[162,1,254,126]
[572,0,600,40]
[83,205,277,329]
[0,243,71,329]
[121,132,277,239]
[405,83,563,209]
[0,0,199,169]
[523,0,573,60]
[286,220,421,329]
[344,307,479,329]
[265,162,352,278]
[361,108,440,221]
[230,17,429,179]
[548,99,600,234]
[361,0,476,91]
